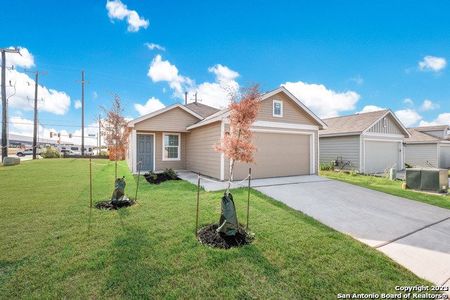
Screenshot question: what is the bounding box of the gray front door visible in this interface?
[137,134,154,171]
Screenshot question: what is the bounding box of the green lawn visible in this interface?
[0,159,431,299]
[321,170,450,210]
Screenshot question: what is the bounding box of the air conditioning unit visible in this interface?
[406,168,448,193]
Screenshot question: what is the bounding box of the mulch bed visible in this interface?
[95,199,135,210]
[197,224,253,249]
[144,173,180,184]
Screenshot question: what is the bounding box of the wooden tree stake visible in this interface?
[195,173,201,236]
[89,157,93,208]
[135,161,142,202]
[246,168,251,230]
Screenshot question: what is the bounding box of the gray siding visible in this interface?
[439,145,450,169]
[319,135,360,170]
[422,130,446,139]
[367,114,403,135]
[404,143,438,168]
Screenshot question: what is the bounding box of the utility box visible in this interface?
[406,168,448,193]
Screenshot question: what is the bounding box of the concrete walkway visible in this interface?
[253,176,450,289]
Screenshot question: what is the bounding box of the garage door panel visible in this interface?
[231,132,310,180]
[364,140,401,174]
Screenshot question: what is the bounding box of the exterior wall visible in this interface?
[134,107,200,132]
[134,131,187,171]
[256,91,317,125]
[367,114,403,135]
[404,143,438,168]
[439,145,450,169]
[185,122,222,179]
[319,135,360,170]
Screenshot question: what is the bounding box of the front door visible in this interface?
[137,134,154,171]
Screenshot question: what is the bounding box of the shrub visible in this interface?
[320,162,334,171]
[41,147,61,159]
[163,168,178,180]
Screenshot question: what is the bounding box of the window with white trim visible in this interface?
[163,133,180,160]
[273,100,283,117]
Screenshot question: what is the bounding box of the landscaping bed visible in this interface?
[95,199,135,210]
[144,168,180,184]
[197,224,253,249]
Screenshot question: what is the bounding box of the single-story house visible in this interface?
[319,109,410,174]
[126,86,327,180]
[404,125,450,169]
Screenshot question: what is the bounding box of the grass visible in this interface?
[321,170,450,210]
[0,159,432,299]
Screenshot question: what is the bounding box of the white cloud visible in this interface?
[145,42,165,51]
[418,55,447,72]
[74,100,82,109]
[147,55,238,108]
[349,75,364,85]
[419,113,450,126]
[134,97,165,116]
[0,69,71,115]
[358,105,385,113]
[4,47,35,69]
[420,99,439,111]
[282,81,360,118]
[403,98,414,106]
[147,54,192,95]
[395,109,422,127]
[106,0,149,32]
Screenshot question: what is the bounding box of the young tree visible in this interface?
[101,95,131,177]
[215,85,261,235]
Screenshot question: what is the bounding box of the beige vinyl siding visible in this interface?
[319,135,360,170]
[134,107,200,132]
[185,122,222,179]
[404,143,439,168]
[367,114,403,135]
[256,91,317,125]
[439,145,450,168]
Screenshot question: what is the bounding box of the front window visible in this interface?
[163,133,180,160]
[273,100,283,117]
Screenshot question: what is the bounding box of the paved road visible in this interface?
[253,175,450,289]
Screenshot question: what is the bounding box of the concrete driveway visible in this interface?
[253,175,450,289]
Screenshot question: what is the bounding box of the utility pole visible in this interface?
[81,70,85,156]
[1,48,21,161]
[98,114,101,152]
[32,72,39,159]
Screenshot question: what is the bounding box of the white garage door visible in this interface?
[231,132,311,180]
[440,145,450,169]
[364,140,401,174]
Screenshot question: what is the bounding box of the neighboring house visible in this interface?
[404,125,450,169]
[127,86,327,180]
[319,110,410,174]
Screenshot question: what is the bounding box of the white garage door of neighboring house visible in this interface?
[364,140,401,174]
[440,145,450,169]
[232,132,311,180]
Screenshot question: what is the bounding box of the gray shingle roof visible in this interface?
[320,110,389,136]
[414,125,449,132]
[404,128,441,143]
[185,102,220,118]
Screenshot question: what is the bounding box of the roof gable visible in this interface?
[128,104,203,127]
[321,110,410,137]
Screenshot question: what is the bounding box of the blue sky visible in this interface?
[1,0,450,144]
